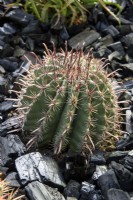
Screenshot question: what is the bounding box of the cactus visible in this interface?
[15,46,121,154]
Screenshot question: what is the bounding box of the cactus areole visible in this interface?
[16,46,121,154]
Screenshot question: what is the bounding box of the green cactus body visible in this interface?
[53,85,79,154]
[69,85,89,151]
[16,47,121,154]
[41,79,68,144]
[21,79,57,132]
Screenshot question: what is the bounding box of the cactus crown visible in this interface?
[16,45,121,154]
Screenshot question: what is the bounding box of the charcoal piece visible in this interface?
[0,8,4,15]
[127,41,133,57]
[100,34,114,46]
[25,181,65,200]
[96,21,109,32]
[94,45,112,58]
[79,182,103,200]
[126,110,133,134]
[80,182,95,196]
[44,184,65,200]
[92,165,107,180]
[108,41,125,56]
[97,11,109,24]
[118,90,131,107]
[64,153,87,182]
[34,47,47,56]
[98,169,120,199]
[92,41,102,50]
[15,152,66,188]
[67,22,88,37]
[0,58,18,72]
[63,180,80,199]
[119,16,133,25]
[123,7,133,22]
[50,34,58,47]
[40,22,50,32]
[0,134,26,166]
[111,80,123,99]
[130,24,133,32]
[0,113,3,123]
[125,54,133,63]
[86,162,96,177]
[95,11,109,31]
[0,35,6,41]
[110,60,121,73]
[108,14,132,25]
[0,40,5,51]
[60,26,69,41]
[121,0,130,10]
[33,32,51,47]
[0,116,23,136]
[22,20,42,34]
[13,46,26,57]
[1,44,14,57]
[68,28,100,49]
[90,151,106,165]
[116,136,133,150]
[0,101,15,113]
[121,80,133,90]
[5,9,31,26]
[26,181,53,200]
[117,25,132,35]
[128,150,133,156]
[108,51,122,61]
[0,76,9,95]
[0,65,6,73]
[21,51,37,65]
[120,63,133,72]
[0,165,8,177]
[119,89,132,104]
[0,23,16,36]
[105,151,129,163]
[5,172,21,187]
[126,45,133,59]
[111,161,133,192]
[12,35,26,46]
[121,33,133,47]
[107,188,130,200]
[2,56,19,64]
[123,150,133,171]
[131,88,133,95]
[96,45,108,57]
[91,7,99,23]
[102,25,119,38]
[2,0,14,4]
[25,37,34,51]
[12,59,31,78]
[13,51,37,78]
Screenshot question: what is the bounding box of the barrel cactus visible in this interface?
[15,45,121,154]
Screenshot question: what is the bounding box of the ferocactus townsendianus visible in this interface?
[15,45,122,154]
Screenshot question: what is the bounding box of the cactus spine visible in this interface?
[16,46,121,154]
